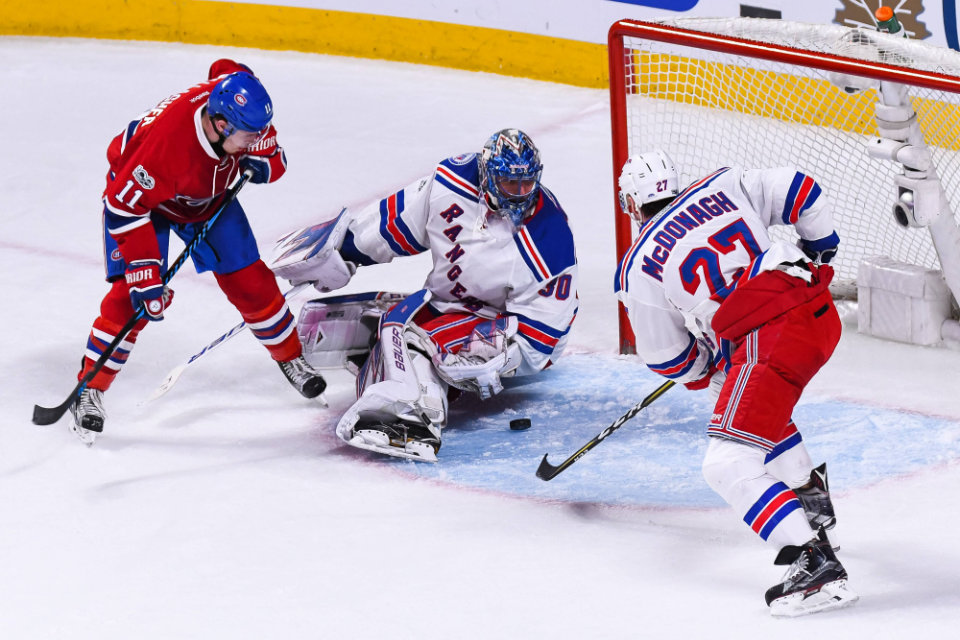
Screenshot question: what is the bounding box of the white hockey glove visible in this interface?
[432,316,522,400]
[270,208,357,292]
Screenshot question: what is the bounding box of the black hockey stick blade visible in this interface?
[32,310,144,426]
[535,453,565,481]
[535,443,593,481]
[32,392,79,426]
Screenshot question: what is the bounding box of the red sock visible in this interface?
[77,280,149,390]
[216,260,302,362]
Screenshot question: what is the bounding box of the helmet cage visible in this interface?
[480,129,543,226]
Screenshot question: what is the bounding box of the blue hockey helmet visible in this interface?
[207,72,273,137]
[479,129,543,226]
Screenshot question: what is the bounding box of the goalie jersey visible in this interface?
[616,166,838,384]
[343,153,579,376]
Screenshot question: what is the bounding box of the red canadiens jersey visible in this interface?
[102,60,285,234]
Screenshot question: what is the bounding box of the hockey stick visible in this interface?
[32,170,253,427]
[535,379,675,481]
[145,280,314,402]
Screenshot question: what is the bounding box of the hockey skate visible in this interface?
[351,414,441,463]
[765,530,858,617]
[68,388,105,446]
[795,463,839,549]
[278,355,327,399]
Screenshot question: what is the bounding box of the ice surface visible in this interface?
[2,37,960,637]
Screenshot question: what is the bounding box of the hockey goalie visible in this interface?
[270,129,579,462]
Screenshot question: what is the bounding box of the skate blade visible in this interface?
[70,425,98,447]
[769,579,859,617]
[347,433,438,463]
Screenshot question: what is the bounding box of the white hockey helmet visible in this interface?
[618,150,679,224]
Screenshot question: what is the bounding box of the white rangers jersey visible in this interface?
[343,153,579,376]
[616,166,838,383]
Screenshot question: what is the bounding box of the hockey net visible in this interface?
[609,17,960,352]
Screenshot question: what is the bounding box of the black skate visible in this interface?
[795,463,836,531]
[352,415,441,463]
[765,530,858,617]
[278,356,327,399]
[68,388,105,446]
[796,463,840,550]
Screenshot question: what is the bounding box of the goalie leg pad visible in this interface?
[336,290,448,461]
[336,351,447,463]
[297,292,407,370]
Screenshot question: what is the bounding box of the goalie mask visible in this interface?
[618,150,679,225]
[479,128,543,226]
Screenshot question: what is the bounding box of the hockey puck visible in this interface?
[509,418,531,431]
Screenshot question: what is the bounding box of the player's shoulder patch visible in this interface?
[513,186,576,283]
[435,154,480,202]
[449,152,476,166]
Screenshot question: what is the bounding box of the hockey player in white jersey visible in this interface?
[616,151,857,617]
[271,129,578,462]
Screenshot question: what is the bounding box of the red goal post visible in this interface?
[608,18,960,354]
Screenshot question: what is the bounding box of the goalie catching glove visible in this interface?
[270,208,356,292]
[431,315,522,400]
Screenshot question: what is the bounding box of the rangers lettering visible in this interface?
[450,282,468,300]
[443,225,462,242]
[445,244,465,263]
[439,203,464,223]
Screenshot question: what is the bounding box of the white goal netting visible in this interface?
[614,17,960,288]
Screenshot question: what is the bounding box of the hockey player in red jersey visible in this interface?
[68,59,325,444]
[616,150,857,616]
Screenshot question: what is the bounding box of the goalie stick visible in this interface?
[535,379,675,481]
[144,280,314,402]
[32,170,253,427]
